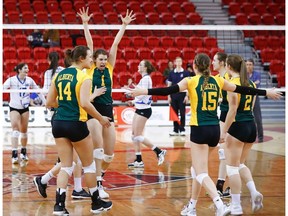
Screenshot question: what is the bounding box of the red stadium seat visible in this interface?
[119,72,133,86]
[74,1,86,12]
[174,12,187,24]
[103,36,114,49]
[50,11,63,23]
[7,11,20,23]
[160,36,174,48]
[138,30,153,37]
[22,11,35,24]
[260,48,275,63]
[114,1,127,13]
[133,72,142,84]
[3,34,13,47]
[210,47,225,58]
[106,12,119,24]
[137,47,151,59]
[168,2,182,13]
[166,48,181,60]
[253,36,267,50]
[187,12,202,24]
[115,59,127,73]
[160,12,174,24]
[228,2,241,16]
[156,59,169,72]
[36,11,49,23]
[174,36,189,48]
[276,72,285,87]
[235,13,249,25]
[266,3,281,15]
[181,2,196,13]
[248,13,261,25]
[155,2,169,13]
[269,60,284,75]
[46,0,59,12]
[87,2,100,12]
[261,13,275,25]
[195,47,210,57]
[3,47,17,61]
[101,1,114,12]
[182,48,196,60]
[4,0,17,12]
[267,36,282,49]
[48,47,63,58]
[4,59,18,74]
[35,60,49,73]
[33,1,46,11]
[60,1,73,12]
[14,34,28,48]
[276,48,285,61]
[141,1,155,13]
[128,1,141,12]
[147,12,161,24]
[17,47,32,60]
[146,36,160,48]
[60,35,73,48]
[127,59,140,72]
[33,47,48,60]
[134,12,147,24]
[189,37,203,49]
[203,37,218,49]
[131,36,146,48]
[76,37,87,46]
[122,47,137,60]
[64,12,78,24]
[152,30,166,37]
[152,47,167,60]
[92,35,103,48]
[119,36,131,49]
[254,3,267,14]
[275,13,285,25]
[151,71,164,86]
[19,1,32,12]
[92,12,105,24]
[241,2,254,15]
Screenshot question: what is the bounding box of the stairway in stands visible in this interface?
[192,0,285,123]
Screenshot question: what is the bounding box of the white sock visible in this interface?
[213,196,223,209]
[96,176,102,181]
[231,193,241,204]
[74,177,82,192]
[189,199,197,209]
[41,170,55,184]
[246,181,257,197]
[58,188,66,195]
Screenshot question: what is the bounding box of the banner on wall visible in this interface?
[2,106,191,127]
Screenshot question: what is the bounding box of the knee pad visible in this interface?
[190,167,196,179]
[93,148,104,160]
[103,154,114,163]
[196,173,208,185]
[239,163,247,171]
[83,161,96,174]
[12,130,20,138]
[132,135,145,143]
[61,165,75,177]
[218,148,225,160]
[226,165,239,177]
[20,132,27,139]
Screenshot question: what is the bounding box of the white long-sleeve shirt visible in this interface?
[134,74,152,109]
[3,75,46,109]
[42,66,65,94]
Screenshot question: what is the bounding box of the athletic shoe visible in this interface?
[71,188,90,199]
[33,176,48,198]
[251,191,263,213]
[222,187,231,198]
[53,191,69,215]
[20,148,29,161]
[216,204,231,216]
[128,161,144,168]
[12,157,19,164]
[181,202,197,216]
[97,181,109,199]
[157,150,167,166]
[90,190,112,214]
[230,203,243,215]
[169,131,179,136]
[179,131,186,136]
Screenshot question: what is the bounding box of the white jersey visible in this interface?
[3,75,43,109]
[134,75,152,109]
[42,66,65,93]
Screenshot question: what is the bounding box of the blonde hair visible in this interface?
[227,54,249,87]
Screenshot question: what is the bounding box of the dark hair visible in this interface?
[245,58,254,65]
[216,52,227,66]
[93,48,109,60]
[194,53,211,95]
[143,59,155,74]
[64,45,89,65]
[227,54,249,87]
[48,52,59,77]
[14,63,27,74]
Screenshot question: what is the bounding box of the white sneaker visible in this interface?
[12,157,19,164]
[251,192,263,213]
[20,153,29,161]
[181,202,197,216]
[231,203,243,215]
[216,204,231,216]
[98,184,110,199]
[157,150,167,166]
[169,131,179,136]
[179,131,186,136]
[128,161,144,168]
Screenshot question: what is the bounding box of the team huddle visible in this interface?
[3,7,282,216]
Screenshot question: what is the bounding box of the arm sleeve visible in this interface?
[147,84,180,96]
[234,85,266,96]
